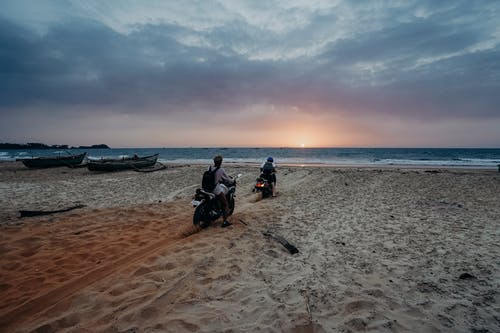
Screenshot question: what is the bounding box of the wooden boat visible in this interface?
[18,152,87,168]
[87,153,159,171]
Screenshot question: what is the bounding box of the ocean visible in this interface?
[1,148,499,168]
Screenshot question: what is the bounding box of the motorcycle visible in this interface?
[253,174,273,198]
[191,174,242,228]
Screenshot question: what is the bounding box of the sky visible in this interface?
[1,0,499,148]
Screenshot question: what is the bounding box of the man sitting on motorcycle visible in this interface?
[210,155,235,227]
[260,156,277,197]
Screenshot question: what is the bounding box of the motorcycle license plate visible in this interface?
[191,200,202,207]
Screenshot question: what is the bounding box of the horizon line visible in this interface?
[1,143,499,149]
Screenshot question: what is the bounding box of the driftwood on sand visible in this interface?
[238,219,298,254]
[19,204,86,218]
[262,231,299,254]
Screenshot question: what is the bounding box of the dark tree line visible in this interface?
[0,143,110,149]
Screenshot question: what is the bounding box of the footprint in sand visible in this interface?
[133,266,154,277]
[165,319,199,332]
[163,262,176,271]
[19,246,42,258]
[18,277,45,292]
[0,283,12,292]
[290,323,327,333]
[344,317,368,330]
[363,288,385,298]
[140,306,158,320]
[2,261,21,271]
[199,277,213,285]
[53,313,80,329]
[343,299,376,314]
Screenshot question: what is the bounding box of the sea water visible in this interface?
[1,148,499,168]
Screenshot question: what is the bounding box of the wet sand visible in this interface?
[0,162,499,332]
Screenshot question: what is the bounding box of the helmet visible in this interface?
[213,155,223,166]
[267,156,274,162]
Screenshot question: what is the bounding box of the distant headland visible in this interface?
[0,143,110,149]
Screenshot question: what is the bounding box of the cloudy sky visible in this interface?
[1,0,499,147]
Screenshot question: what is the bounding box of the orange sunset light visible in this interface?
[270,118,357,148]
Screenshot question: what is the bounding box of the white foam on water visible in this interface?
[157,157,499,168]
[374,158,500,167]
[2,148,498,168]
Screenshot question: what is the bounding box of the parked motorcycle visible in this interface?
[253,175,273,198]
[191,174,241,228]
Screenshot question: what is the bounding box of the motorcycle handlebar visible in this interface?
[231,173,242,185]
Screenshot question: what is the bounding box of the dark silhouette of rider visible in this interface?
[260,156,277,197]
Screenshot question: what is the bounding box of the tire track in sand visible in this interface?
[0,202,193,331]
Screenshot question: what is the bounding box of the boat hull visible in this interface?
[19,153,87,168]
[87,154,158,171]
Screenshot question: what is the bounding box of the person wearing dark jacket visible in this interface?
[260,156,277,197]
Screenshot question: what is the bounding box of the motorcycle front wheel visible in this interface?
[193,203,210,228]
[228,193,235,216]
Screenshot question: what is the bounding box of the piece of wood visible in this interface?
[19,204,86,218]
[262,231,299,254]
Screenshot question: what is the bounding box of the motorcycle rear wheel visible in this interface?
[193,203,210,228]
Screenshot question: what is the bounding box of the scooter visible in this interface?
[253,175,273,198]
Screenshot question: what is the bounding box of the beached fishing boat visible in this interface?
[86,153,159,171]
[18,152,87,168]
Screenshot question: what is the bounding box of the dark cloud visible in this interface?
[0,17,273,111]
[1,0,499,124]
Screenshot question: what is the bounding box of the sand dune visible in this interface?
[1,162,499,332]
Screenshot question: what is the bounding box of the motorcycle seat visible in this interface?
[198,188,217,199]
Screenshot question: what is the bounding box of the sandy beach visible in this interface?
[0,161,499,332]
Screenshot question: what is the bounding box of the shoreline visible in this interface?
[223,161,499,171]
[2,159,497,172]
[2,145,499,171]
[0,160,500,172]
